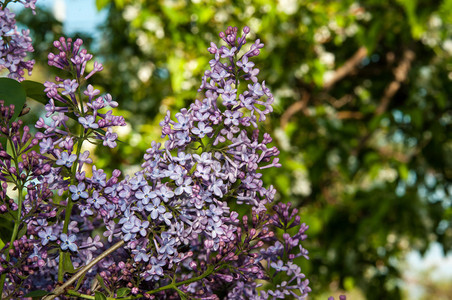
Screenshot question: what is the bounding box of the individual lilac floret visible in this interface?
[69,182,89,200]
[56,151,77,168]
[132,243,150,262]
[79,204,94,217]
[146,198,166,220]
[38,228,58,246]
[191,122,213,138]
[143,256,166,281]
[131,219,150,237]
[236,55,255,73]
[87,191,106,209]
[156,232,177,256]
[78,115,99,129]
[59,233,78,252]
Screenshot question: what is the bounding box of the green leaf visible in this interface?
[17,274,29,280]
[0,215,14,245]
[398,164,409,181]
[396,0,424,38]
[95,0,110,10]
[0,211,15,222]
[21,80,73,107]
[75,271,88,290]
[96,274,112,295]
[175,288,188,300]
[0,78,27,122]
[116,287,131,297]
[23,290,50,297]
[63,252,75,273]
[0,78,27,151]
[0,136,6,152]
[113,0,125,9]
[17,223,28,239]
[21,80,50,106]
[95,291,108,300]
[362,20,382,54]
[344,276,355,291]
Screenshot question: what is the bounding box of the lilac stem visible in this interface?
[44,240,125,300]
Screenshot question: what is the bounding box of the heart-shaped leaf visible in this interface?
[0,78,27,122]
[21,80,50,106]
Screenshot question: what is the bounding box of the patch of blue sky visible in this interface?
[10,0,108,42]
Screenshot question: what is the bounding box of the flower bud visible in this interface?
[189,261,197,270]
[204,239,214,249]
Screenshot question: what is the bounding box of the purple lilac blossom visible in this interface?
[0,1,36,81]
[69,182,89,200]
[38,228,57,246]
[90,25,309,298]
[55,151,77,167]
[60,233,78,252]
[0,31,129,297]
[0,26,311,299]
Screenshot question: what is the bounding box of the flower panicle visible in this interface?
[1,25,311,300]
[0,4,35,81]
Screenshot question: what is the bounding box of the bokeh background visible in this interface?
[11,0,452,299]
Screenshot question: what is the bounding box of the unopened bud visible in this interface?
[204,239,214,249]
[189,261,197,270]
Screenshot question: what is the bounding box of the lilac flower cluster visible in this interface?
[0,0,36,81]
[0,100,54,297]
[0,32,125,297]
[38,37,124,149]
[30,35,125,277]
[1,24,311,300]
[86,26,308,299]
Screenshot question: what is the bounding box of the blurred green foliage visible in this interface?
[22,0,452,298]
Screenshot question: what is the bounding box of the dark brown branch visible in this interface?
[375,49,415,115]
[336,111,364,120]
[281,47,367,128]
[280,89,310,128]
[353,48,416,155]
[323,46,368,90]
